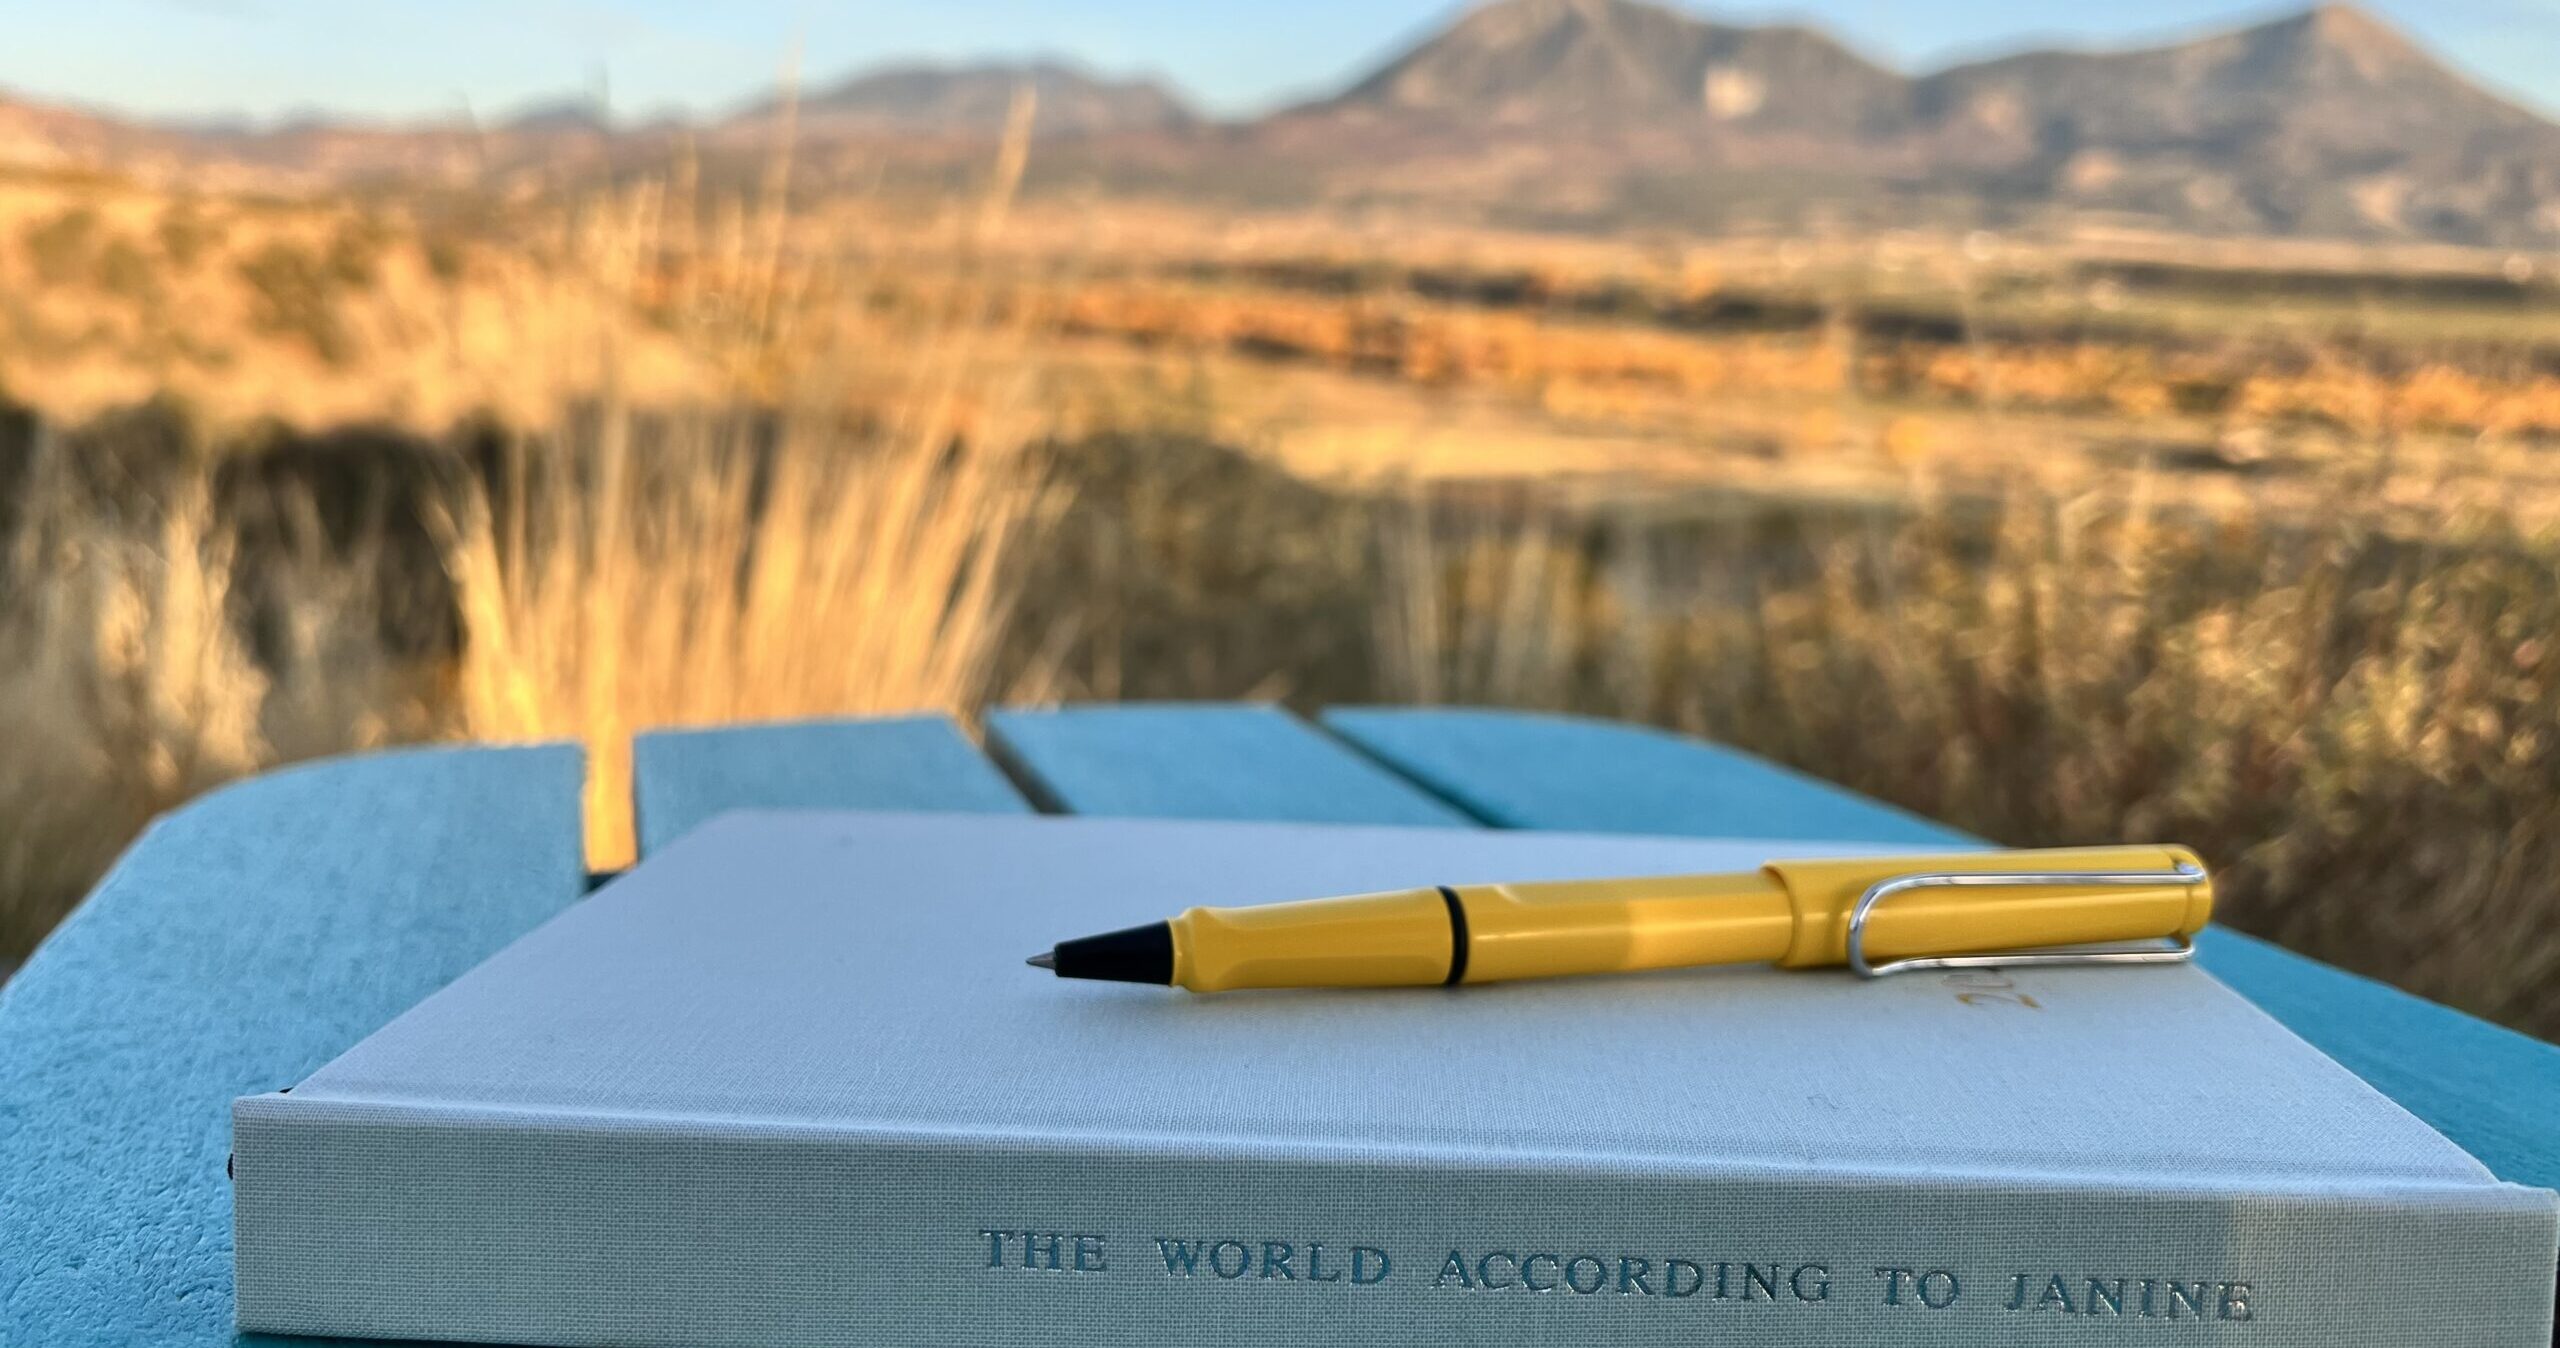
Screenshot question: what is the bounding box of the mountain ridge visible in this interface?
[1,1,2553,244]
[732,59,1195,138]
[1264,0,2560,242]
[1323,0,1909,134]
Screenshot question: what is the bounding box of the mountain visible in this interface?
[1,4,2555,244]
[499,99,616,137]
[0,96,198,176]
[736,61,1195,139]
[1272,0,2560,242]
[1915,4,2545,152]
[1907,3,2560,237]
[0,60,1195,190]
[1330,0,1906,136]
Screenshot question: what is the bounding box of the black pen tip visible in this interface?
[1026,951,1056,970]
[1039,921,1177,985]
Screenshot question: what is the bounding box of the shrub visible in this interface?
[236,241,351,364]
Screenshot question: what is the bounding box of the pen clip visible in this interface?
[1845,861,2208,979]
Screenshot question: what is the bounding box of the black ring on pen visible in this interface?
[1438,886,1469,986]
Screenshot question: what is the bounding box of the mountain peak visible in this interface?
[2256,2,2435,77]
[1918,1,2535,126]
[2294,2,2405,44]
[1330,0,1905,132]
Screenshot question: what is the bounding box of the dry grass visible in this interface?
[8,379,2560,1036]
[0,97,1061,928]
[418,88,1061,867]
[0,398,1056,947]
[440,406,1054,869]
[1,440,269,955]
[3,129,2559,1040]
[1384,485,2560,1033]
[0,407,450,953]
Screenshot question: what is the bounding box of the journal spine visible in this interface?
[232,1095,2560,1348]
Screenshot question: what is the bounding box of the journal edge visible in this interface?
[231,1094,2560,1348]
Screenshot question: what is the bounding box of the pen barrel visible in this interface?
[1171,888,1454,992]
[1454,871,1795,984]
[1763,844,2213,969]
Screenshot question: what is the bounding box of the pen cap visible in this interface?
[1762,844,2212,970]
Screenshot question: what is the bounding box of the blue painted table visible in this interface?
[3,704,2554,1345]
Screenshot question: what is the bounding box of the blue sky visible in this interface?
[12,0,2557,125]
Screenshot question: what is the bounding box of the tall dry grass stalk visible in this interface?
[0,423,430,954]
[0,441,254,954]
[437,83,1058,869]
[435,409,1054,870]
[1377,498,1587,709]
[1383,485,2560,1034]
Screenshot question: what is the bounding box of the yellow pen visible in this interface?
[1026,845,2211,992]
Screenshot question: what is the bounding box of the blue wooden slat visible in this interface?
[1323,706,1971,845]
[632,715,1030,857]
[0,744,588,1348]
[1325,705,2560,1192]
[986,703,1473,825]
[2194,928,2560,1192]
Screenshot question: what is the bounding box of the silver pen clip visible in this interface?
[1846,861,2208,979]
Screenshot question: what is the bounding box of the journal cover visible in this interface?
[232,810,2560,1346]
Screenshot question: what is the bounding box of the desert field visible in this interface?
[3,145,2559,1033]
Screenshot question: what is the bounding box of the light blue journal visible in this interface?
[232,811,2559,1346]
